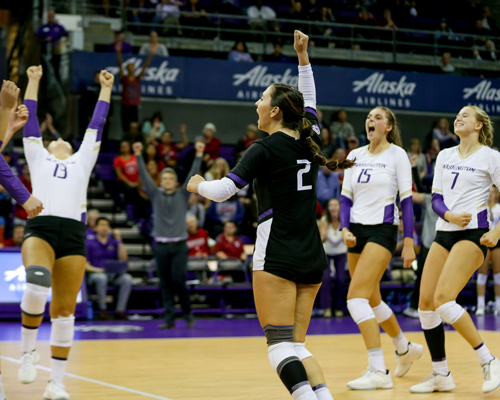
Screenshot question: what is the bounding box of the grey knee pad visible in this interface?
[26,266,52,288]
[263,325,294,346]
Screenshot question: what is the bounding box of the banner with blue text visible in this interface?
[72,51,500,115]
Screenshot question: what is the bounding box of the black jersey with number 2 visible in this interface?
[227,110,327,284]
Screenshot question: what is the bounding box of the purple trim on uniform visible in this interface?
[0,155,31,204]
[474,342,485,351]
[312,384,327,391]
[290,381,309,394]
[227,172,247,187]
[88,100,110,142]
[432,193,450,220]
[383,204,395,224]
[51,356,68,361]
[431,357,447,362]
[340,195,352,230]
[24,100,41,138]
[400,197,414,238]
[478,209,489,229]
[258,208,273,221]
[305,107,317,118]
[22,324,39,330]
[81,212,87,224]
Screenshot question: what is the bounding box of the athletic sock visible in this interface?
[392,331,409,355]
[21,325,39,354]
[474,342,495,366]
[291,382,316,400]
[50,357,68,383]
[367,347,386,372]
[312,384,334,400]
[477,295,485,309]
[432,360,449,376]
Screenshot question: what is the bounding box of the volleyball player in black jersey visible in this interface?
[188,31,353,400]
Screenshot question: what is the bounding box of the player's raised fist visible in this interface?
[294,30,309,54]
[27,65,43,81]
[0,81,20,110]
[132,142,143,155]
[99,70,114,87]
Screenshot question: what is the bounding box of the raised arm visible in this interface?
[24,66,43,139]
[117,48,125,80]
[0,81,21,144]
[138,49,155,80]
[182,140,205,196]
[1,104,29,151]
[177,124,189,150]
[133,142,159,198]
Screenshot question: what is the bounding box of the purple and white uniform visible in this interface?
[432,145,500,232]
[340,144,414,238]
[23,99,109,223]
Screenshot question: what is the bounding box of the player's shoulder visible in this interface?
[389,144,407,155]
[481,145,500,159]
[436,146,458,160]
[348,145,366,159]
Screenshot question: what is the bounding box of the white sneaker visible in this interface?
[394,342,424,377]
[482,357,500,393]
[347,368,393,390]
[43,380,70,400]
[18,350,40,384]
[409,372,455,393]
[476,307,485,316]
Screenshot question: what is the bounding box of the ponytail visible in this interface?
[300,118,355,171]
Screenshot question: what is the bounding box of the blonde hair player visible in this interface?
[187,31,353,400]
[340,107,423,390]
[0,80,44,400]
[16,65,113,400]
[411,106,500,394]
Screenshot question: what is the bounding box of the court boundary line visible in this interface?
[1,356,175,400]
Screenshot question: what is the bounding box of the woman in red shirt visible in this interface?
[202,122,221,169]
[214,220,246,261]
[113,140,139,221]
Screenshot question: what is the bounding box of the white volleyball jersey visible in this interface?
[491,203,500,229]
[432,146,500,231]
[321,216,347,256]
[341,144,412,225]
[23,129,101,222]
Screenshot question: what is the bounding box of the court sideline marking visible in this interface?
[1,356,175,400]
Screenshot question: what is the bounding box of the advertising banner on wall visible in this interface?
[72,51,500,115]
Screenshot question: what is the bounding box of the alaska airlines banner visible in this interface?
[72,51,500,115]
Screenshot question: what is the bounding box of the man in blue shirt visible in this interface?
[317,164,340,209]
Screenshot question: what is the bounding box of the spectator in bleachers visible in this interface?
[333,147,347,183]
[36,9,68,83]
[407,138,426,180]
[382,9,397,29]
[214,220,246,261]
[85,217,132,320]
[186,214,210,257]
[113,141,140,221]
[156,128,189,168]
[204,158,230,182]
[318,198,348,318]
[202,122,221,169]
[39,113,60,141]
[425,137,440,173]
[234,124,259,161]
[353,7,379,40]
[188,193,206,228]
[144,142,165,171]
[440,52,456,74]
[483,40,497,61]
[142,111,166,142]
[117,45,156,130]
[86,209,100,240]
[286,1,309,33]
[346,136,359,155]
[219,0,247,41]
[3,224,24,247]
[481,6,497,35]
[123,121,146,145]
[205,196,245,238]
[153,0,183,36]
[312,5,336,40]
[317,162,341,208]
[330,109,356,149]
[2,150,22,177]
[228,41,254,62]
[473,19,491,48]
[129,0,154,34]
[263,41,294,63]
[247,0,279,32]
[435,18,455,49]
[138,159,162,194]
[107,30,133,53]
[139,30,169,56]
[320,127,336,159]
[432,117,458,147]
[133,140,205,329]
[180,0,211,39]
[13,164,32,225]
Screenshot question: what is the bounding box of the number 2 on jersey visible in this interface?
[53,164,67,179]
[297,160,312,191]
[450,171,459,189]
[357,168,372,183]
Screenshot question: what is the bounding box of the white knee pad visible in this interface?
[494,273,500,286]
[477,273,488,286]
[436,301,465,325]
[268,342,299,374]
[418,309,442,330]
[294,342,313,361]
[21,283,50,317]
[347,298,375,325]
[372,301,393,324]
[50,315,75,347]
